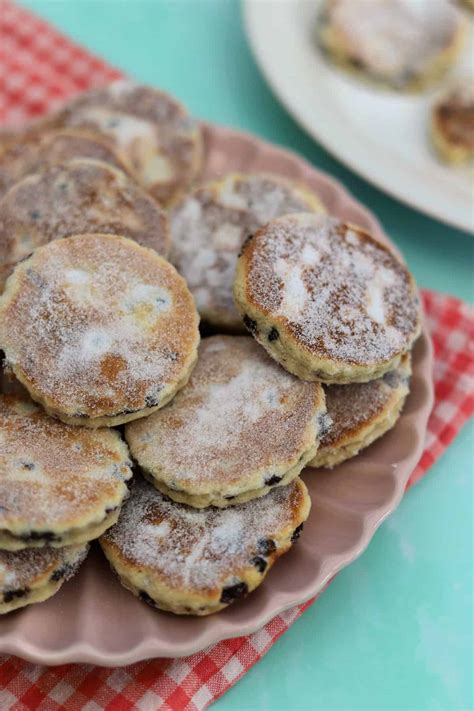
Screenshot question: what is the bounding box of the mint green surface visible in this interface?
[22,2,474,709]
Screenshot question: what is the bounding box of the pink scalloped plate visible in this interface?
[0,124,434,665]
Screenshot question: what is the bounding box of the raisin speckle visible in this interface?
[3,588,29,603]
[265,474,282,486]
[220,582,248,604]
[291,523,304,544]
[243,315,257,333]
[139,590,156,607]
[145,394,160,408]
[317,413,332,438]
[258,538,276,556]
[251,556,267,573]
[20,530,59,543]
[268,328,279,342]
[50,564,73,582]
[383,370,400,388]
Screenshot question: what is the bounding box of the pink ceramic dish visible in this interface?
[0,124,434,665]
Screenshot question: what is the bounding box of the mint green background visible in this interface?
[21,2,473,709]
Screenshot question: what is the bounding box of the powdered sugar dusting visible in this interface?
[322,0,464,85]
[0,544,88,592]
[71,107,156,150]
[0,234,199,418]
[366,266,396,324]
[65,269,90,285]
[275,259,309,322]
[366,286,385,324]
[0,159,170,285]
[245,214,420,365]
[0,395,131,530]
[102,476,305,592]
[320,354,411,448]
[126,336,322,495]
[60,82,201,204]
[170,174,324,325]
[0,128,130,206]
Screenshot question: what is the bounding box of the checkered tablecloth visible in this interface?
[0,3,473,709]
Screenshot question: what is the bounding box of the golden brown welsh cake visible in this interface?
[170,173,325,332]
[309,354,411,468]
[0,128,134,200]
[233,213,421,384]
[100,476,310,616]
[55,80,203,206]
[0,395,132,550]
[317,0,467,91]
[0,544,89,614]
[125,335,326,508]
[0,234,200,426]
[0,158,170,290]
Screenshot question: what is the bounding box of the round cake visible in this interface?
[0,543,89,614]
[309,353,411,468]
[55,80,203,205]
[317,0,467,91]
[170,173,325,331]
[0,158,170,291]
[125,335,326,508]
[233,213,421,383]
[0,234,200,426]
[100,475,311,615]
[0,395,132,550]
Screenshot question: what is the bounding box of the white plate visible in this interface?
[244,0,474,234]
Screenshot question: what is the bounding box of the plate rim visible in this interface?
[243,0,473,235]
[0,122,434,666]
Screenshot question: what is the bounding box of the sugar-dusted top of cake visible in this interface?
[321,353,411,448]
[170,174,324,323]
[125,335,323,495]
[62,80,195,135]
[59,80,201,203]
[0,158,169,284]
[323,0,464,80]
[102,476,307,592]
[0,234,199,419]
[243,213,420,365]
[0,396,132,530]
[0,543,88,593]
[0,128,131,202]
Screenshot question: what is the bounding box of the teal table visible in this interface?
[22,2,474,708]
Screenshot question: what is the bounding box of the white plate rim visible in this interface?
[243,0,473,235]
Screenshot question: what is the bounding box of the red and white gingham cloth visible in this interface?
[0,3,473,709]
